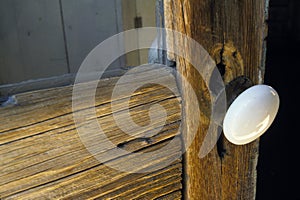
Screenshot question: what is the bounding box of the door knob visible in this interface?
[223,84,280,145]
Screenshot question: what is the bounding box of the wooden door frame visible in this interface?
[164,0,269,199]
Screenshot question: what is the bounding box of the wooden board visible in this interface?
[164,0,268,199]
[0,0,68,84]
[0,0,126,85]
[0,67,183,199]
[61,0,124,73]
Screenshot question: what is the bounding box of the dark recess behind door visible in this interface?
[257,0,300,199]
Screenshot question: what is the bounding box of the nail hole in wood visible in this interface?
[217,62,226,77]
[232,51,238,58]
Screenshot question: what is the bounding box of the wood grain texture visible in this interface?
[164,0,268,199]
[0,67,183,199]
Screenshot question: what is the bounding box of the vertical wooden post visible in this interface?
[164,0,269,199]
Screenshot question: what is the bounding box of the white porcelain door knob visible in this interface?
[223,85,280,145]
